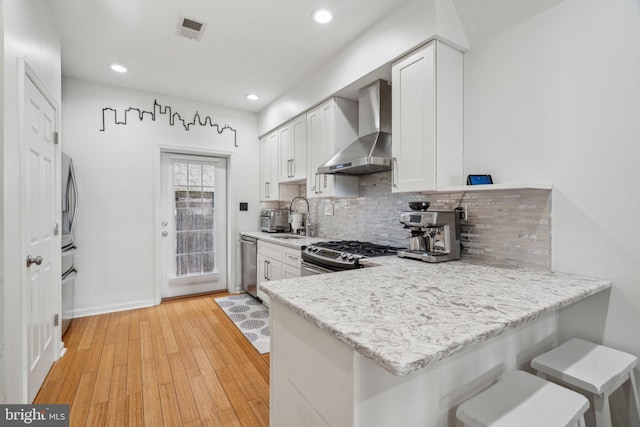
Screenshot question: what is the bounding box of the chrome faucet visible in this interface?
[289,196,309,214]
[289,196,310,236]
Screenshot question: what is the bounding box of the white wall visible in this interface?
[1,0,62,403]
[61,78,260,317]
[463,0,640,356]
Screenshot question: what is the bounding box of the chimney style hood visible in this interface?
[318,80,392,175]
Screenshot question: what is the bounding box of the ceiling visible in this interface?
[44,0,567,114]
[45,0,409,113]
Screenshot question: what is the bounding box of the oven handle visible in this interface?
[301,261,334,275]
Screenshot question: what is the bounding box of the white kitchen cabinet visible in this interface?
[391,40,463,193]
[259,131,279,200]
[279,114,307,182]
[257,241,302,305]
[306,98,360,199]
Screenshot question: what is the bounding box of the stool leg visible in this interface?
[629,369,640,424]
[593,394,612,427]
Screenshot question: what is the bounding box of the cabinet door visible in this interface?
[392,42,437,193]
[391,41,463,193]
[282,263,300,279]
[306,99,359,199]
[279,115,307,182]
[306,100,333,198]
[260,131,279,200]
[290,116,307,181]
[279,123,293,182]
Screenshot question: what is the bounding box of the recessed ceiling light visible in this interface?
[313,9,333,24]
[246,94,259,101]
[110,64,128,73]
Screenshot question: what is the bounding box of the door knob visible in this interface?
[26,255,43,267]
[161,231,168,237]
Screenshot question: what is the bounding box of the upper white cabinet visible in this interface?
[306,98,359,199]
[279,114,307,182]
[259,131,278,200]
[391,40,463,193]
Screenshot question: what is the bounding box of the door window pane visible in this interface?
[173,160,217,277]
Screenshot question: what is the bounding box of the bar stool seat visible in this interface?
[456,370,589,427]
[531,338,640,427]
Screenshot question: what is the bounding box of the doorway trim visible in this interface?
[153,144,235,305]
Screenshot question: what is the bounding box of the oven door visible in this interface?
[301,261,335,276]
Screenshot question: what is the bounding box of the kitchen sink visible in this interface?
[270,235,304,240]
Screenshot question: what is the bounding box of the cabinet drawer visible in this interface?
[282,247,302,268]
[258,240,282,260]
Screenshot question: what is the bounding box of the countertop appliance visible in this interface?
[397,210,461,263]
[260,208,289,233]
[301,240,402,275]
[61,152,78,335]
[317,80,392,175]
[240,235,258,297]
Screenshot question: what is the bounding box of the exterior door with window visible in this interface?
[161,153,227,298]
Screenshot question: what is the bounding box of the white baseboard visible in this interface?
[72,299,156,318]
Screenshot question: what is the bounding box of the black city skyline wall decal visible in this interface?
[100,99,238,147]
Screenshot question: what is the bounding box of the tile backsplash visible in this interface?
[301,172,551,269]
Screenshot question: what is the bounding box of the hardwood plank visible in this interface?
[125,392,144,427]
[104,364,126,427]
[151,331,172,385]
[248,397,270,427]
[158,383,183,427]
[167,352,200,423]
[69,398,91,427]
[215,367,262,427]
[141,356,162,427]
[189,375,222,426]
[217,408,243,427]
[91,343,115,403]
[158,306,179,354]
[113,311,130,367]
[77,315,99,351]
[86,401,108,427]
[126,328,142,396]
[83,314,111,373]
[139,320,153,360]
[52,349,89,405]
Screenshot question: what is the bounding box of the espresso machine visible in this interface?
[397,210,461,263]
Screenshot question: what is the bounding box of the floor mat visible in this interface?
[214,294,270,354]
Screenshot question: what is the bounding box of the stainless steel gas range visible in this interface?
[301,241,403,275]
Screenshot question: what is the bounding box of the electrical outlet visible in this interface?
[455,204,468,220]
[324,204,334,216]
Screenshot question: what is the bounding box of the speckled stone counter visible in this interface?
[261,258,611,376]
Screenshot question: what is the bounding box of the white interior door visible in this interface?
[160,153,227,298]
[24,75,57,402]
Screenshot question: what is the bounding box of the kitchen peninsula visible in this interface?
[261,257,611,426]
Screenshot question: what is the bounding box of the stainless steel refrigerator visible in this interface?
[61,153,78,336]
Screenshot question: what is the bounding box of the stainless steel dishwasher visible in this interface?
[240,235,258,297]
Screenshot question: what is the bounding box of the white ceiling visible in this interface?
[45,0,409,112]
[45,0,567,114]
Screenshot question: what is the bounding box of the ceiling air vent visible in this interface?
[177,16,207,41]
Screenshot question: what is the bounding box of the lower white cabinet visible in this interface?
[257,241,301,306]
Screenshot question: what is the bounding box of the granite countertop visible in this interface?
[261,257,612,377]
[240,230,330,249]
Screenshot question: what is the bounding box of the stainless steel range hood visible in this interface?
[318,80,392,175]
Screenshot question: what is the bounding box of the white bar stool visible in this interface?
[456,370,590,427]
[531,338,640,427]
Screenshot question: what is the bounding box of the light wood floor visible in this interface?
[34,292,270,426]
